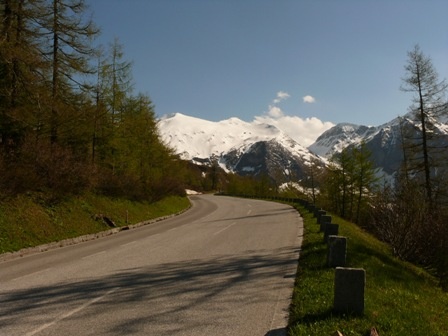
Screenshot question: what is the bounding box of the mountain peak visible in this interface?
[158,112,320,181]
[309,122,378,157]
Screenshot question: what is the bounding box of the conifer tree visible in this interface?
[0,0,45,148]
[302,156,324,204]
[352,142,378,223]
[38,0,98,144]
[322,144,377,222]
[401,45,448,206]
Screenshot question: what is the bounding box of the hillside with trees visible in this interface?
[297,46,448,289]
[0,0,185,202]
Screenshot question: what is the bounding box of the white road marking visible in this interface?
[247,209,252,215]
[24,287,120,336]
[213,222,237,235]
[81,250,106,260]
[11,268,51,282]
[120,241,137,247]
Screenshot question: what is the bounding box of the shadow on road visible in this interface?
[0,246,299,335]
[265,327,287,336]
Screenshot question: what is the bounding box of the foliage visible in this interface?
[0,192,190,253]
[367,177,448,290]
[0,0,185,203]
[222,172,276,197]
[300,156,325,204]
[365,45,448,289]
[400,44,448,206]
[288,205,448,335]
[319,142,378,223]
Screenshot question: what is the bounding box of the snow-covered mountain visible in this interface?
[308,123,378,158]
[309,111,448,176]
[158,110,448,182]
[158,113,321,181]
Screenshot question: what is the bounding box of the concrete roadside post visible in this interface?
[308,204,316,214]
[324,223,339,242]
[317,210,326,225]
[320,215,332,232]
[327,235,347,267]
[334,267,365,315]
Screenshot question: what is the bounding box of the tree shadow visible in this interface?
[205,205,299,223]
[265,327,287,336]
[0,246,299,335]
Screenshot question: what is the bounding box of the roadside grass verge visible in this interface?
[0,193,190,254]
[288,205,448,336]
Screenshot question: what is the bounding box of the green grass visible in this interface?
[288,205,448,336]
[0,193,190,253]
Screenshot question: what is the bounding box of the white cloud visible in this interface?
[303,95,316,103]
[259,92,332,146]
[267,105,284,118]
[254,114,334,147]
[273,91,290,104]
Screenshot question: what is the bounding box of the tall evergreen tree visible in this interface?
[0,0,45,148]
[302,156,324,204]
[401,45,448,206]
[38,0,98,144]
[322,144,377,222]
[93,39,133,172]
[352,142,378,223]
[107,38,133,124]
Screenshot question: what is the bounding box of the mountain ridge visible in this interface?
[158,111,448,182]
[158,113,320,181]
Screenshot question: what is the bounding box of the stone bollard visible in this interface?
[324,223,339,242]
[308,204,316,213]
[316,209,326,223]
[327,235,347,267]
[319,215,332,232]
[334,267,365,315]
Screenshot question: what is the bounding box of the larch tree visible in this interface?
[38,0,98,144]
[94,39,133,172]
[103,38,133,125]
[352,142,378,223]
[0,0,45,148]
[401,45,448,206]
[302,156,324,204]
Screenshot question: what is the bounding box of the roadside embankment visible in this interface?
[0,193,190,261]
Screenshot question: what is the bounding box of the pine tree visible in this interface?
[401,45,448,206]
[352,142,378,223]
[0,0,45,148]
[302,156,324,204]
[107,38,133,125]
[38,0,98,144]
[322,144,377,222]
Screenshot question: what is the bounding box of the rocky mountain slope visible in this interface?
[310,111,448,176]
[158,111,448,182]
[158,113,321,181]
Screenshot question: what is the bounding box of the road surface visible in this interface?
[0,194,303,336]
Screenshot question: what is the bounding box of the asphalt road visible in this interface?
[0,194,303,336]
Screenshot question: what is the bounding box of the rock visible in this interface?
[332,331,344,336]
[370,327,380,336]
[93,214,116,227]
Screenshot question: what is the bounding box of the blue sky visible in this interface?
[87,0,448,130]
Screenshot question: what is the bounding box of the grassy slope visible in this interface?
[0,193,190,253]
[288,205,448,336]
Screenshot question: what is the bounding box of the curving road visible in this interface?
[0,194,303,336]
